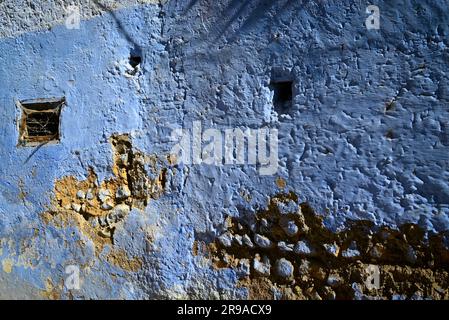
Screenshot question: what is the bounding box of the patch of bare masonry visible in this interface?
[197,193,449,300]
[42,134,167,266]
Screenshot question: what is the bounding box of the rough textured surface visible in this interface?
[0,0,449,299]
[208,193,449,299]
[0,0,164,38]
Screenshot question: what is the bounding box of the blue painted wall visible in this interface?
[0,0,449,298]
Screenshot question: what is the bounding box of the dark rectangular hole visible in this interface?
[18,98,64,146]
[270,80,293,114]
[129,46,143,70]
[26,112,60,137]
[129,55,142,68]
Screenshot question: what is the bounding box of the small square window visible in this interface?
[18,97,64,146]
[270,80,293,115]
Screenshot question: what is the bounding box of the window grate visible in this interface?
[17,97,64,146]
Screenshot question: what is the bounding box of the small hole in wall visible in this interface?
[385,129,395,140]
[270,80,293,115]
[385,102,396,114]
[129,47,142,69]
[18,98,64,147]
[129,55,142,69]
[126,47,143,76]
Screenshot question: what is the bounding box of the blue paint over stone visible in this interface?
[0,0,448,298]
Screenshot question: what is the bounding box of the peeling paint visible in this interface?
[206,194,449,299]
[44,134,167,253]
[1,0,449,299]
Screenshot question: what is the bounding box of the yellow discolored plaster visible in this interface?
[2,258,13,274]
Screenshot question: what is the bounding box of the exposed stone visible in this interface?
[116,185,131,200]
[294,240,315,256]
[279,218,298,237]
[86,189,95,200]
[392,294,408,300]
[254,234,272,248]
[90,218,99,228]
[218,232,233,248]
[276,199,298,215]
[99,228,112,238]
[410,291,425,300]
[275,258,294,279]
[352,282,365,300]
[233,234,243,246]
[324,243,340,257]
[101,201,114,211]
[76,190,86,199]
[327,274,342,287]
[106,204,130,224]
[96,216,107,228]
[342,242,361,259]
[342,248,361,258]
[119,154,129,167]
[98,189,111,203]
[249,223,257,232]
[224,217,233,229]
[253,255,271,276]
[277,241,294,252]
[71,203,81,213]
[237,259,251,277]
[210,196,449,300]
[242,234,254,248]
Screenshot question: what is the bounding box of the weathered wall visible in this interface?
[0,0,449,299]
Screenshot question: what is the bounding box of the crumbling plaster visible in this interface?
[0,0,449,299]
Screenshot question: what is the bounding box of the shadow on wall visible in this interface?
[91,0,142,50]
[88,0,326,49]
[183,0,306,44]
